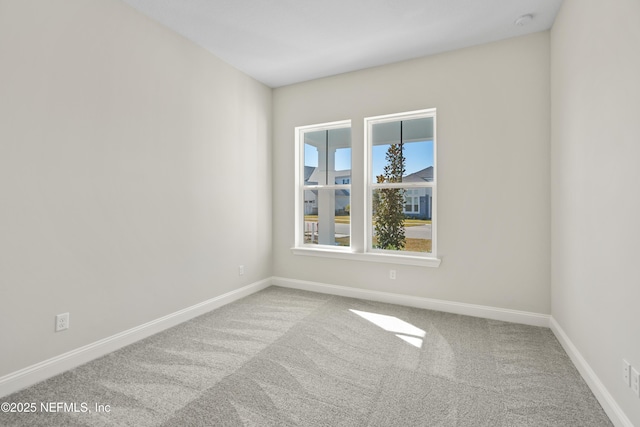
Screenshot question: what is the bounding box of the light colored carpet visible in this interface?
[0,286,612,426]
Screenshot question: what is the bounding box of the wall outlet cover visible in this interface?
[55,312,69,332]
[623,360,631,386]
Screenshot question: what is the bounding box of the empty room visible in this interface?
[1,0,638,425]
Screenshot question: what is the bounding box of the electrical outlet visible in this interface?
[632,367,640,397]
[55,313,69,332]
[239,265,245,276]
[623,360,631,386]
[389,269,396,280]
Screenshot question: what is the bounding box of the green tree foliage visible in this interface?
[374,143,406,250]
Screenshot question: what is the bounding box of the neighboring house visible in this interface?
[304,166,432,219]
[303,166,350,215]
[402,166,433,220]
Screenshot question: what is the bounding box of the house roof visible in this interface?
[304,166,316,183]
[403,167,434,183]
[304,166,432,184]
[304,167,350,185]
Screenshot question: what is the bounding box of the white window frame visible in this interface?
[365,108,438,260]
[294,120,352,252]
[292,110,440,268]
[403,190,420,214]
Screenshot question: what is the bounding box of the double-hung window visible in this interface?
[294,109,439,266]
[295,121,351,249]
[366,109,436,256]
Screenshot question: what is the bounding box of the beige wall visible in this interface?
[0,0,272,377]
[273,32,551,314]
[551,0,640,424]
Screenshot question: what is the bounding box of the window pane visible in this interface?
[303,189,350,246]
[304,143,319,185]
[334,147,351,184]
[371,117,434,182]
[371,187,432,253]
[303,128,351,185]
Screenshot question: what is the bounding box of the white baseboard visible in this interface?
[271,277,550,327]
[2,276,628,427]
[0,278,271,399]
[550,317,633,427]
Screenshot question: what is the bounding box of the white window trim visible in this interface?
[291,246,441,267]
[292,110,440,268]
[404,193,420,214]
[365,108,438,261]
[294,120,352,250]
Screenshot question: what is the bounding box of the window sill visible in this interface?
[291,246,441,267]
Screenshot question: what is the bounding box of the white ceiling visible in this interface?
[120,0,563,88]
